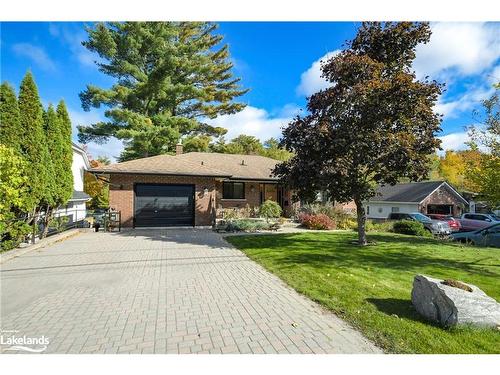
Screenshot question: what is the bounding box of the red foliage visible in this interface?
[298,213,336,230]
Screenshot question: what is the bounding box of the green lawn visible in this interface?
[226,231,500,354]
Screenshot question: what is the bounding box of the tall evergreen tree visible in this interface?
[77,22,246,161]
[45,105,69,204]
[56,100,74,203]
[39,104,72,238]
[0,82,22,153]
[18,72,55,241]
[17,72,51,211]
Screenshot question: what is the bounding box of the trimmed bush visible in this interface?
[298,213,335,230]
[393,220,431,237]
[222,219,275,232]
[259,200,282,221]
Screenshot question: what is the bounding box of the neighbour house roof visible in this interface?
[371,181,468,205]
[90,152,281,181]
[70,190,91,201]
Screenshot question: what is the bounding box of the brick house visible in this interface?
[90,145,293,227]
[365,180,469,219]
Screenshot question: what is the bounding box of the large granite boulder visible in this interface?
[411,275,500,328]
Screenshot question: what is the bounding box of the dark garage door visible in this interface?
[134,184,195,227]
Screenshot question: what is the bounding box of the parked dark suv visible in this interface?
[388,212,451,235]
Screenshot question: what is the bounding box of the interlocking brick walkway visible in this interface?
[0,229,380,354]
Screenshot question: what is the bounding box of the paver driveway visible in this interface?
[0,229,380,354]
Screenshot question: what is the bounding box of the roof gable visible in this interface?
[372,181,445,203]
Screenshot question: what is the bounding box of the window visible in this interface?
[391,207,399,213]
[222,182,245,199]
[378,207,383,213]
[366,206,370,215]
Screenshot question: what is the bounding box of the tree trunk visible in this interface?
[41,206,52,239]
[354,198,368,246]
[31,207,38,244]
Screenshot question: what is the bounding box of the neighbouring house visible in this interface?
[53,143,91,225]
[365,180,469,219]
[462,191,500,216]
[90,144,294,227]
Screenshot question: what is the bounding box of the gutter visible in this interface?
[89,170,232,178]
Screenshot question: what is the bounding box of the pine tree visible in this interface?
[56,100,74,203]
[77,22,246,161]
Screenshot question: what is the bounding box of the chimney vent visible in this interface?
[176,142,183,156]
[241,159,246,166]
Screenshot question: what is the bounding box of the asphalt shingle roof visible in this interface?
[70,190,91,201]
[373,181,445,203]
[175,152,279,180]
[90,152,280,180]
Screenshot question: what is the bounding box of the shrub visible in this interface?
[259,200,282,221]
[353,220,394,232]
[298,213,335,230]
[298,203,356,228]
[224,219,274,232]
[48,216,69,233]
[393,220,431,237]
[0,219,30,251]
[222,205,258,220]
[337,217,358,230]
[370,221,394,232]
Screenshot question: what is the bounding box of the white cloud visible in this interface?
[48,23,97,68]
[296,50,340,96]
[85,139,124,162]
[438,132,471,154]
[273,103,303,118]
[414,22,500,80]
[12,43,57,72]
[435,84,495,119]
[206,105,294,141]
[68,108,123,162]
[488,65,500,84]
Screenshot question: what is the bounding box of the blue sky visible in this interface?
[1,22,499,160]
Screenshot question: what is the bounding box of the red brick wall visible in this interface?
[108,174,217,227]
[214,181,294,216]
[420,184,466,216]
[215,180,261,210]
